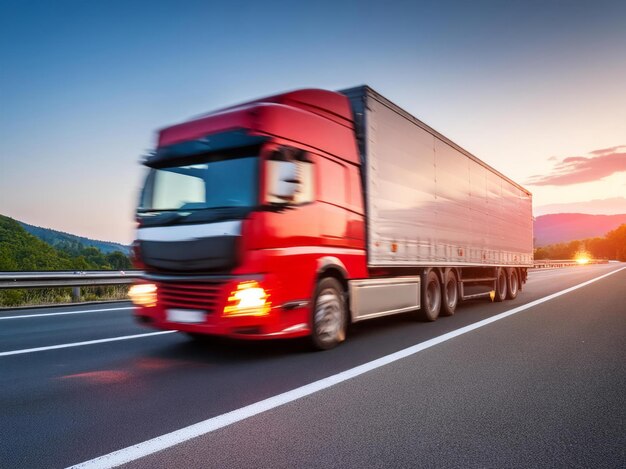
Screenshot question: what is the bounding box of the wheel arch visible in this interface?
[316,256,349,290]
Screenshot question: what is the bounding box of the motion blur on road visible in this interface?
[1,264,624,468]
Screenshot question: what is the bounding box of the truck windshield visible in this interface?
[140,156,258,212]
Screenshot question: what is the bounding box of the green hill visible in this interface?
[18,220,130,255]
[0,215,131,271]
[0,215,74,271]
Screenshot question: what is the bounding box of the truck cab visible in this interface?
[131,90,368,348]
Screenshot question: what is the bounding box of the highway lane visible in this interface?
[0,264,623,468]
[0,304,139,353]
[128,265,625,469]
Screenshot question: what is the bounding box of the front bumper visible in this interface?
[132,277,310,340]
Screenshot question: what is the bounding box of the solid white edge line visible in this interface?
[68,266,625,469]
[0,306,134,320]
[0,331,176,357]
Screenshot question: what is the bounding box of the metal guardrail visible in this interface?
[0,271,143,289]
[0,271,144,302]
[532,259,608,269]
[533,260,578,269]
[0,261,610,286]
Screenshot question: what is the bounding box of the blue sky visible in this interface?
[1,0,625,242]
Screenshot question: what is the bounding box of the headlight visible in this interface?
[129,283,157,307]
[223,281,270,316]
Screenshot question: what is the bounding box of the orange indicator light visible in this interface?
[129,283,157,307]
[223,281,271,317]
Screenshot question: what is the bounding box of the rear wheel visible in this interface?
[417,270,441,321]
[495,267,507,302]
[506,268,519,300]
[441,269,458,316]
[310,277,347,350]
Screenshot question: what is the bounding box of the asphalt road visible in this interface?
[0,264,624,468]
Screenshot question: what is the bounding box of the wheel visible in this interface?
[441,269,458,316]
[506,268,519,300]
[310,277,347,350]
[495,267,507,302]
[417,270,441,321]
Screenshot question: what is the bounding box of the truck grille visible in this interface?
[157,282,224,313]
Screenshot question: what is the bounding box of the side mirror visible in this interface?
[267,160,300,202]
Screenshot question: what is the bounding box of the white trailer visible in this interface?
[342,86,533,319]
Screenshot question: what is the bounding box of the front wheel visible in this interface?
[310,277,347,350]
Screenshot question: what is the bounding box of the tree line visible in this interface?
[0,215,131,271]
[534,223,626,261]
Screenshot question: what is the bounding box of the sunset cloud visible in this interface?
[527,145,626,186]
[589,145,624,156]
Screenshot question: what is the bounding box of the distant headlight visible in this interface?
[129,283,157,307]
[223,281,270,316]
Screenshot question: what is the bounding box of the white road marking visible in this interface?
[0,306,133,321]
[0,331,176,357]
[68,266,625,469]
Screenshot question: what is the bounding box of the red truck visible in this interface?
[130,86,533,349]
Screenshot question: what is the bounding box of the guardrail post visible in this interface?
[71,287,81,302]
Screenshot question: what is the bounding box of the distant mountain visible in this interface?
[18,220,130,255]
[534,197,626,216]
[534,213,626,246]
[0,214,131,272]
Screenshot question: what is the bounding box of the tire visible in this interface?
[310,277,347,350]
[441,269,458,316]
[417,270,441,321]
[495,267,507,302]
[506,268,519,300]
